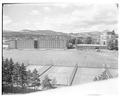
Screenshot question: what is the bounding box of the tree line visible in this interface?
[2,57,56,94]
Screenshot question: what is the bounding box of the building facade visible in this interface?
[8,35,70,49]
[100,30,117,46]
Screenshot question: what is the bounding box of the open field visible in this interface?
[39,66,74,85]
[72,68,118,85]
[26,65,75,86]
[3,49,118,68]
[27,65,74,85]
[3,49,118,86]
[26,65,118,86]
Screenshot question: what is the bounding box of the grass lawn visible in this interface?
[3,49,118,68]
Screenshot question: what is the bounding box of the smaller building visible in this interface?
[76,44,107,50]
[100,30,117,46]
[3,44,9,49]
[2,38,10,49]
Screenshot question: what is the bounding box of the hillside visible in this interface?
[69,31,102,38]
[3,30,106,40]
[3,30,69,38]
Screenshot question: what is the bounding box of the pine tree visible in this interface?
[19,63,27,88]
[12,62,21,86]
[31,69,40,90]
[2,58,9,93]
[41,75,52,90]
[8,58,14,86]
[26,70,33,86]
[2,58,13,85]
[2,58,7,84]
[51,78,57,88]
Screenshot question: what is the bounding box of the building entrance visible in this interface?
[34,40,39,48]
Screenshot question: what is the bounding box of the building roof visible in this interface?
[76,44,107,47]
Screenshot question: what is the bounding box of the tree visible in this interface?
[93,67,112,81]
[7,58,14,86]
[2,58,36,93]
[31,69,41,90]
[107,39,118,50]
[12,62,21,86]
[93,70,109,81]
[68,38,76,45]
[66,42,73,49]
[85,37,93,44]
[26,70,33,86]
[114,39,118,50]
[41,75,53,90]
[2,58,8,84]
[67,38,78,49]
[2,58,14,93]
[51,78,57,88]
[77,39,83,44]
[3,58,10,83]
[19,63,27,88]
[2,58,9,93]
[107,40,114,50]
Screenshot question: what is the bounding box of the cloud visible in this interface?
[91,4,118,25]
[3,15,12,25]
[66,4,118,32]
[31,10,39,15]
[3,4,118,33]
[52,3,69,8]
[43,7,51,11]
[32,4,118,33]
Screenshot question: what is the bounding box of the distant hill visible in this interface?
[3,29,69,38]
[3,30,114,40]
[69,31,102,38]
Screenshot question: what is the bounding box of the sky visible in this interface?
[3,3,118,33]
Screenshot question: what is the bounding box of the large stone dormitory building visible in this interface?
[9,35,70,49]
